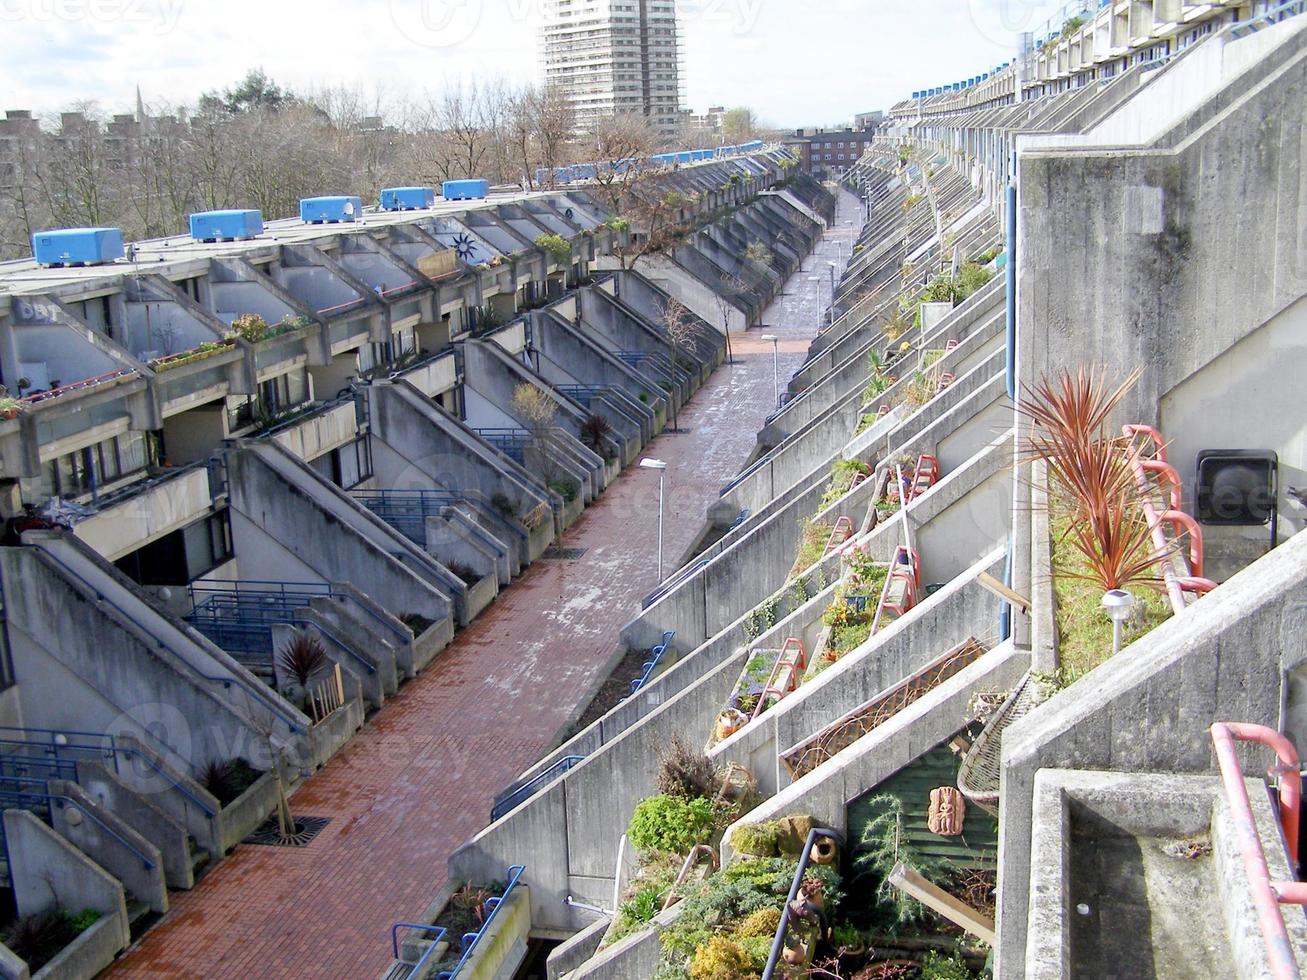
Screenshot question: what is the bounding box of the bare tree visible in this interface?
[591,113,657,215]
[532,84,577,185]
[512,382,564,488]
[714,273,747,364]
[660,296,697,431]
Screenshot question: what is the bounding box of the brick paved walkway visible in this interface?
[106,191,862,979]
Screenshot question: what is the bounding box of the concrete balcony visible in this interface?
[71,462,216,563]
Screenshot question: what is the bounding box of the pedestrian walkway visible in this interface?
[106,190,864,979]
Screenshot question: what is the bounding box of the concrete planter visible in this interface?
[413,618,455,672]
[217,769,283,855]
[31,914,127,980]
[308,698,366,771]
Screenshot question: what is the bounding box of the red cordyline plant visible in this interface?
[1019,367,1165,592]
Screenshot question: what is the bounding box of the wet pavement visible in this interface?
[105,188,864,979]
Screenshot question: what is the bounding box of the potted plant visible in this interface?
[0,395,20,420]
[716,708,747,741]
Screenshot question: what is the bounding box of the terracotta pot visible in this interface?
[716,709,746,740]
[810,835,839,866]
[782,940,808,966]
[0,408,17,420]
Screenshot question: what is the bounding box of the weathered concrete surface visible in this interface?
[996,529,1307,978]
[711,549,1008,795]
[1022,770,1304,980]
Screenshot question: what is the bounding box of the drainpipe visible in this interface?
[1005,181,1017,400]
[1000,532,1014,643]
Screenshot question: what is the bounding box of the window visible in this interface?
[115,509,234,586]
[310,435,374,490]
[26,431,155,501]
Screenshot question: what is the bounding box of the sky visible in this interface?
[0,0,1079,128]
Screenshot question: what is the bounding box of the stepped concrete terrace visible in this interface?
[98,189,864,979]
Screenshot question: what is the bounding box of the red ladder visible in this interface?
[750,638,808,722]
[907,454,940,501]
[823,516,856,557]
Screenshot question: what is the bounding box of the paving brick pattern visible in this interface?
[106,191,862,978]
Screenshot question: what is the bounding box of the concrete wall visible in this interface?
[722,639,1027,854]
[368,380,555,560]
[448,570,839,934]
[3,541,305,773]
[711,549,1007,795]
[4,809,129,954]
[995,528,1307,978]
[1158,293,1307,577]
[227,444,454,628]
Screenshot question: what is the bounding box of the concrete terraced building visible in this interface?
[542,0,685,139]
[0,148,846,976]
[372,3,1307,978]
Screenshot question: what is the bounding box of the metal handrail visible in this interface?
[1231,0,1306,38]
[20,369,134,405]
[1210,722,1304,980]
[290,616,377,677]
[0,779,158,871]
[762,828,844,979]
[191,578,407,647]
[436,864,526,979]
[0,727,217,817]
[642,559,708,610]
[628,631,676,696]
[491,758,585,823]
[28,543,304,733]
[391,922,448,973]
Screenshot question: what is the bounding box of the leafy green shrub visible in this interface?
[732,905,781,939]
[628,795,715,854]
[618,886,662,929]
[66,909,101,933]
[535,233,572,264]
[688,936,751,980]
[729,822,780,858]
[548,479,579,504]
[921,950,975,979]
[491,492,517,518]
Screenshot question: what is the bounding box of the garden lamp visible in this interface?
[1101,589,1136,657]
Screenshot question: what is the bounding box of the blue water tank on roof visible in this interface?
[442,179,489,201]
[32,227,125,267]
[300,196,363,224]
[380,187,435,211]
[189,209,263,242]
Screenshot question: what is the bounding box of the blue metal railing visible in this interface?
[191,578,409,648]
[555,385,610,408]
[1232,0,1305,37]
[0,777,159,873]
[352,489,468,544]
[187,589,329,659]
[474,428,532,465]
[727,509,752,532]
[390,923,449,976]
[0,727,217,818]
[642,559,709,610]
[27,544,303,734]
[491,758,586,823]
[627,631,676,697]
[761,829,844,979]
[435,865,526,979]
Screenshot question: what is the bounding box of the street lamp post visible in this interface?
[828,263,838,328]
[640,458,668,581]
[761,334,781,410]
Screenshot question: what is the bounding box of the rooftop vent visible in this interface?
[31,228,125,267]
[190,209,264,243]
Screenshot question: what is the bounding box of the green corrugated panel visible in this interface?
[846,729,998,871]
